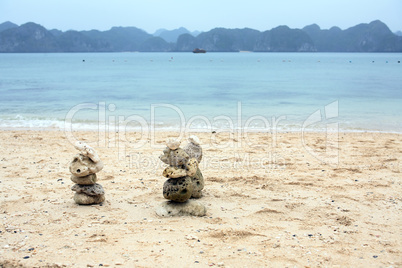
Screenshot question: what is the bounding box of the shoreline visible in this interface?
[1,126,402,134]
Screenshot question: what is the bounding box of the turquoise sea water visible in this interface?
[0,52,401,132]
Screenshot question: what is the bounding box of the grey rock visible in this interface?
[70,173,97,185]
[191,168,204,198]
[159,148,189,167]
[183,142,202,163]
[69,153,104,177]
[71,183,105,196]
[155,200,207,217]
[159,147,171,165]
[163,176,194,202]
[73,193,105,205]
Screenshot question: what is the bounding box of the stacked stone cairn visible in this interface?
[156,136,206,216]
[160,136,204,202]
[69,141,105,205]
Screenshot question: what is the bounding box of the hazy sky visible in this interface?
[1,0,401,33]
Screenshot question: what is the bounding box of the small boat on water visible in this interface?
[193,48,206,53]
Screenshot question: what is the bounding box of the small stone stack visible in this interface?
[156,136,206,217]
[160,136,204,202]
[69,141,105,205]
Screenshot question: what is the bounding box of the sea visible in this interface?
[0,52,401,133]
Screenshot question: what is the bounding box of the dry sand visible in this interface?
[0,130,401,267]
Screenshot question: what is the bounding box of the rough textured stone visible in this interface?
[159,136,204,204]
[74,141,101,163]
[73,193,105,205]
[69,154,104,177]
[70,174,97,185]
[163,166,187,178]
[183,141,202,163]
[191,168,204,198]
[185,158,198,177]
[155,200,207,217]
[163,176,194,202]
[69,141,105,205]
[71,183,105,196]
[159,148,189,167]
[159,147,171,165]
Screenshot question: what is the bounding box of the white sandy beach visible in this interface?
[0,130,401,267]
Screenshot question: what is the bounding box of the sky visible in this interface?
[1,0,401,33]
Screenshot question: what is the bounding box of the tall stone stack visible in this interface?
[156,136,206,217]
[69,141,105,205]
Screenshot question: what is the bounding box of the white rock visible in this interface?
[155,200,206,217]
[74,141,101,163]
[166,138,181,150]
[188,135,200,145]
[185,234,199,240]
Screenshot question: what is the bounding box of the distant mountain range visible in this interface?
[0,20,401,52]
[153,27,200,43]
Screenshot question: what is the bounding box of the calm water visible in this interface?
[0,52,401,132]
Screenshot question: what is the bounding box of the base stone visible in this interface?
[155,200,206,217]
[74,193,105,205]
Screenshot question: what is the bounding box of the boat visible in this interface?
[193,48,206,53]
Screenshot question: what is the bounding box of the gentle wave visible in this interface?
[1,116,400,133]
